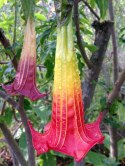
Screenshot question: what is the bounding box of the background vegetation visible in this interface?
[0,0,125,166]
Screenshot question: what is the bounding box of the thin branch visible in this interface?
[109,0,118,82]
[1,101,6,115]
[9,146,19,166]
[108,69,125,104]
[82,0,100,20]
[13,108,21,123]
[0,28,18,70]
[0,123,27,166]
[102,69,125,120]
[0,91,18,109]
[18,96,35,166]
[13,0,18,44]
[74,0,93,69]
[0,91,36,166]
[12,122,22,136]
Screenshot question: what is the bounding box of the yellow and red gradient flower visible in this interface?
[3,18,46,101]
[28,19,104,161]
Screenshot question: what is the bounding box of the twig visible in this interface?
[102,69,125,120]
[9,146,19,166]
[74,0,93,69]
[0,101,6,115]
[13,108,21,123]
[18,96,35,166]
[13,0,18,44]
[12,122,22,136]
[82,0,100,20]
[109,0,118,82]
[108,69,125,104]
[0,123,27,166]
[0,91,35,166]
[0,28,18,70]
[0,91,18,110]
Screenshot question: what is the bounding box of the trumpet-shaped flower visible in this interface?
[3,18,46,101]
[28,19,104,161]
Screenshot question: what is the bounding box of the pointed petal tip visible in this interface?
[31,93,48,101]
[2,83,48,101]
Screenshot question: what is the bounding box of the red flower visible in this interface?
[3,18,46,101]
[28,19,104,161]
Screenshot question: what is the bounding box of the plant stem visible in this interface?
[9,146,19,166]
[108,0,119,158]
[74,0,93,69]
[109,0,118,82]
[18,96,36,166]
[13,0,18,45]
[0,123,27,166]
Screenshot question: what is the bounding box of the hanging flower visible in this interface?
[2,18,46,101]
[28,18,104,161]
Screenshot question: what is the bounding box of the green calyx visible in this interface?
[20,0,34,21]
[54,0,74,27]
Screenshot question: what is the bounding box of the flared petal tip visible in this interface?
[28,120,36,133]
[2,83,48,101]
[99,135,105,144]
[2,84,16,95]
[31,93,48,101]
[28,120,50,155]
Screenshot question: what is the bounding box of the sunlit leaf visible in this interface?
[0,0,7,8]
[95,0,108,19]
[35,13,47,21]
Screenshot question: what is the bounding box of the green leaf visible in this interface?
[80,17,90,25]
[68,163,73,166]
[19,132,28,160]
[80,26,93,35]
[109,100,118,114]
[89,0,96,8]
[0,108,13,124]
[84,42,98,53]
[76,53,84,78]
[20,0,35,20]
[40,151,56,166]
[86,151,107,166]
[24,99,32,110]
[100,97,106,109]
[103,133,110,150]
[103,157,120,166]
[4,108,13,125]
[95,0,108,19]
[44,55,54,79]
[118,139,125,160]
[0,116,5,123]
[40,28,52,45]
[117,102,125,123]
[35,13,47,21]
